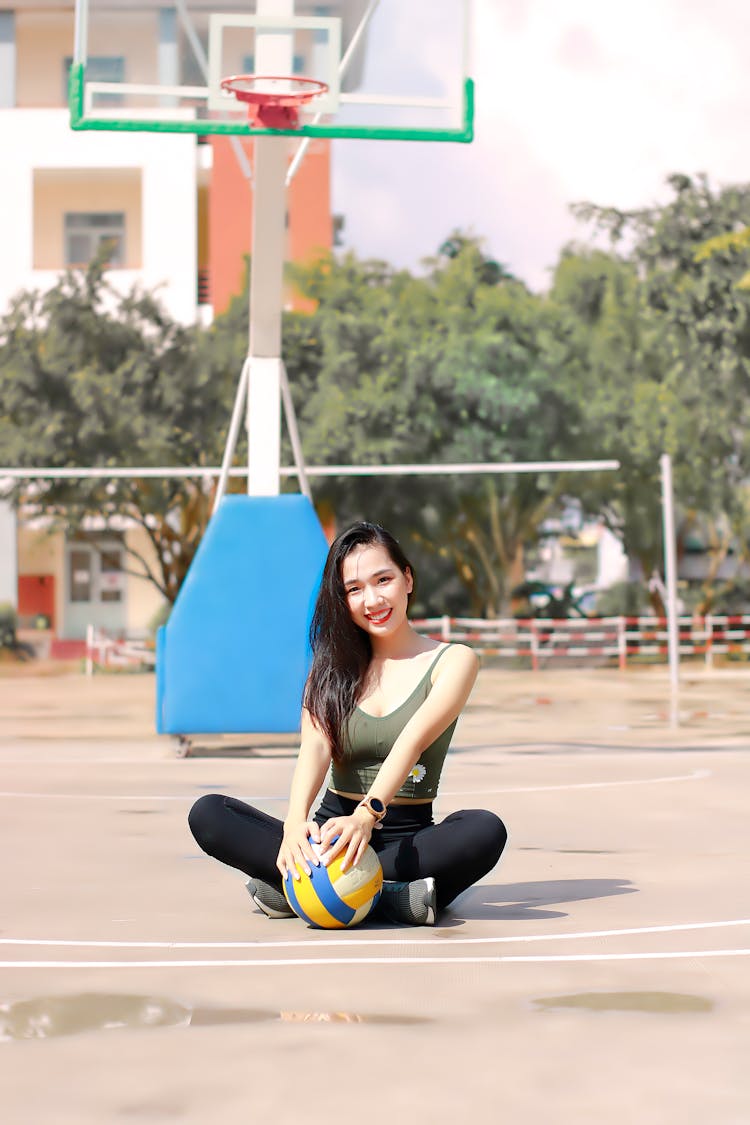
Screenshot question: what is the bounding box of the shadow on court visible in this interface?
[453,878,637,922]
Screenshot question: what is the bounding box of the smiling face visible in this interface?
[340,542,413,636]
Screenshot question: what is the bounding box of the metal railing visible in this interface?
[197,267,211,305]
[411,615,750,670]
[84,624,155,675]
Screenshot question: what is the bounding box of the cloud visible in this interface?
[333,0,750,291]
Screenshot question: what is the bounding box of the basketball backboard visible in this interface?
[69,0,473,141]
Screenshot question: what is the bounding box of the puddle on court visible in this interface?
[533,991,714,1015]
[0,994,430,1041]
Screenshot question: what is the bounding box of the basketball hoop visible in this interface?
[220,75,329,129]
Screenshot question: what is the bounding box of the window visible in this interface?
[64,212,126,268]
[241,53,306,76]
[313,6,331,45]
[0,12,14,110]
[67,539,125,605]
[69,549,92,603]
[64,55,125,105]
[99,549,123,603]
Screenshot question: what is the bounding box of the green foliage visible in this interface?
[0,260,235,602]
[563,174,750,610]
[695,225,750,291]
[147,601,171,635]
[593,582,649,617]
[0,602,34,659]
[4,180,750,617]
[285,239,589,613]
[0,602,17,648]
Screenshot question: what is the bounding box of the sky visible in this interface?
[331,0,750,291]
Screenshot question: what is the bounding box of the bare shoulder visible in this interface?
[300,706,332,754]
[434,642,480,679]
[424,643,479,715]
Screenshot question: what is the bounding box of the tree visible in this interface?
[548,247,673,601]
[286,239,588,615]
[11,189,748,620]
[0,260,235,603]
[563,174,750,610]
[696,225,750,290]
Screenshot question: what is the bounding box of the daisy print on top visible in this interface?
[409,764,427,784]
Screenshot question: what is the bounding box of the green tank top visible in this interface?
[331,645,457,801]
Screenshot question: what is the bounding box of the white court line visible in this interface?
[2,918,748,950]
[0,792,278,802]
[0,768,710,803]
[3,949,749,968]
[441,769,710,796]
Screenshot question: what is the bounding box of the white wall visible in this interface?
[0,108,198,323]
[0,499,18,607]
[597,526,629,588]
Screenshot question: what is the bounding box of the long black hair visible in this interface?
[303,521,416,762]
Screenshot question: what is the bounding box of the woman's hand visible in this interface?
[276,820,322,881]
[318,810,374,872]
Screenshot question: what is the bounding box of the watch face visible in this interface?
[370,797,385,815]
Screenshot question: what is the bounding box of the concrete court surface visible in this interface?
[0,663,748,1124]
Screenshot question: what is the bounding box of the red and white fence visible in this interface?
[411,615,750,670]
[85,625,156,675]
[83,615,750,674]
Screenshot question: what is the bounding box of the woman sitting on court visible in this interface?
[188,521,507,925]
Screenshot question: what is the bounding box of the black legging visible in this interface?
[188,789,507,914]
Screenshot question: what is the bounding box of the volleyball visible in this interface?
[283,842,383,928]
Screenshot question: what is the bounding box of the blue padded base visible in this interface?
[156,494,329,735]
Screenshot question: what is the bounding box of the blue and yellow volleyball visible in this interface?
[283,843,383,928]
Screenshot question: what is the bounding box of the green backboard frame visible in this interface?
[68,0,474,143]
[68,63,474,140]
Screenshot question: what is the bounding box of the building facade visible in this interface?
[1,1,335,644]
[0,0,334,321]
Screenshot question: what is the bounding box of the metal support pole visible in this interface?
[2,461,621,481]
[660,453,680,727]
[246,141,286,496]
[705,613,714,669]
[286,0,381,186]
[279,361,312,502]
[212,357,250,515]
[73,0,88,62]
[617,615,627,671]
[530,618,539,673]
[173,0,253,181]
[246,0,294,496]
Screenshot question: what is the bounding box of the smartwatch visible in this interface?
[357,795,387,824]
